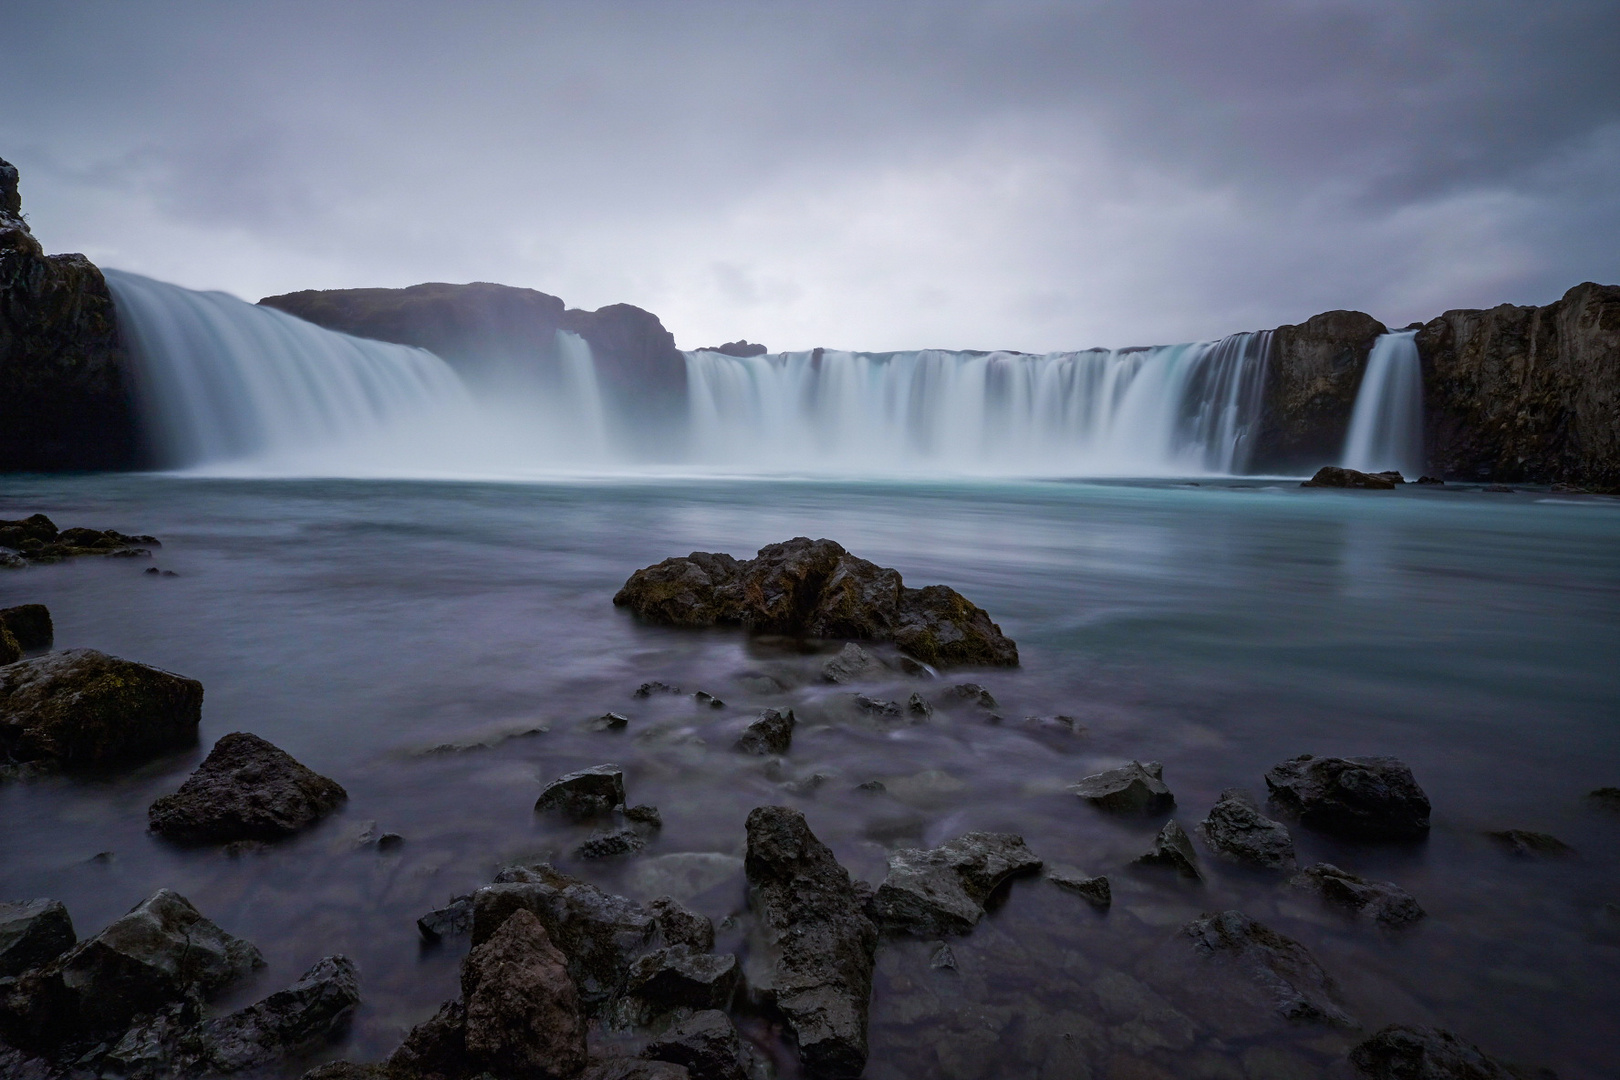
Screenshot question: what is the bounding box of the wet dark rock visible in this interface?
[589,712,630,732]
[1301,466,1399,489]
[1486,829,1575,857]
[641,1008,747,1080]
[1198,789,1296,869]
[645,896,714,952]
[1265,754,1431,840]
[0,649,202,771]
[1417,476,1446,485]
[0,605,51,652]
[1069,760,1175,814]
[626,804,663,827]
[418,895,476,943]
[536,764,627,817]
[853,694,902,719]
[575,827,648,860]
[1182,910,1355,1026]
[614,537,1018,667]
[148,733,347,843]
[744,806,877,1078]
[869,832,1043,936]
[461,908,587,1080]
[928,942,958,970]
[388,999,468,1078]
[635,681,684,698]
[733,708,794,755]
[1049,865,1112,908]
[1589,786,1620,810]
[625,946,739,1011]
[856,779,886,793]
[1135,820,1202,879]
[1290,864,1425,927]
[182,955,360,1074]
[698,339,768,358]
[0,889,264,1052]
[944,682,998,709]
[583,1059,692,1080]
[822,642,886,684]
[0,516,159,565]
[1349,1024,1527,1079]
[0,899,74,977]
[692,691,725,709]
[1250,309,1388,474]
[906,692,932,719]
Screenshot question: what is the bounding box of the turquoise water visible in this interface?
[2,475,1617,1077]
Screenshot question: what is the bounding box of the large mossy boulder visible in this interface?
[148,732,348,843]
[0,649,202,771]
[615,537,1017,667]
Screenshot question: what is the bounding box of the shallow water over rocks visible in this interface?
[1,475,1617,1078]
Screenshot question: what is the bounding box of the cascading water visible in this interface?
[1342,330,1424,476]
[683,332,1271,476]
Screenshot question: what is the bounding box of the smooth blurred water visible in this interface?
[1,475,1617,1078]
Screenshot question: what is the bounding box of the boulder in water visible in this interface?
[1289,863,1425,927]
[0,604,51,652]
[0,899,75,977]
[535,764,627,817]
[1135,820,1202,879]
[1301,466,1399,489]
[1485,828,1575,857]
[1069,760,1175,814]
[1047,865,1111,907]
[148,732,347,843]
[868,832,1042,936]
[734,708,794,755]
[1198,788,1296,869]
[460,909,587,1080]
[821,642,886,683]
[1181,909,1355,1027]
[1265,754,1431,840]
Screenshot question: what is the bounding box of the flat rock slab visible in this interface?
[744,805,876,1078]
[1135,820,1202,879]
[869,831,1043,936]
[1047,865,1111,908]
[734,708,794,755]
[614,536,1018,667]
[536,764,626,816]
[148,732,347,843]
[1182,910,1355,1027]
[1290,863,1425,927]
[0,899,75,977]
[1349,1024,1526,1079]
[1265,754,1431,840]
[1069,760,1174,813]
[0,649,202,770]
[1198,788,1296,869]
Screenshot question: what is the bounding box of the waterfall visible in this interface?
[1342,330,1424,476]
[683,332,1271,476]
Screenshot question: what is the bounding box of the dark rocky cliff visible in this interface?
[1249,310,1389,474]
[1416,283,1620,485]
[0,158,141,472]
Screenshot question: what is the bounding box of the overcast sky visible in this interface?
[4,1,1618,352]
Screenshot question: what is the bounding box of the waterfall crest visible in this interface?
[1342,330,1424,476]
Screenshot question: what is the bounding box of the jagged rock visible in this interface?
[589,712,630,732]
[1290,864,1425,927]
[1069,760,1175,813]
[1047,865,1111,908]
[635,681,684,698]
[1301,466,1399,489]
[1135,820,1202,879]
[1486,829,1575,857]
[626,804,662,827]
[575,827,647,860]
[853,694,902,718]
[0,604,51,652]
[907,692,933,719]
[0,649,202,771]
[0,899,74,976]
[388,1000,468,1078]
[1198,789,1296,868]
[461,908,587,1080]
[928,943,957,970]
[0,889,264,1052]
[692,691,725,709]
[535,764,626,816]
[614,537,1018,667]
[1348,1023,1530,1079]
[642,1009,747,1080]
[868,832,1043,936]
[744,806,877,1077]
[626,946,739,1011]
[733,708,794,755]
[1250,309,1389,474]
[185,955,361,1073]
[1182,910,1355,1026]
[418,895,475,942]
[646,896,715,951]
[148,733,347,842]
[822,642,887,684]
[1265,754,1431,840]
[943,682,999,709]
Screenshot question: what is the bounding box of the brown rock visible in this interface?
[460,908,587,1080]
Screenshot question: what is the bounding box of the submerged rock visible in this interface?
[1182,910,1355,1027]
[641,1009,747,1080]
[1300,466,1398,489]
[744,806,877,1077]
[733,708,794,755]
[1135,820,1202,879]
[1290,863,1425,927]
[0,604,51,652]
[0,899,75,977]
[944,682,999,709]
[1198,788,1296,869]
[535,764,627,817]
[1349,1024,1526,1079]
[1265,754,1431,840]
[0,649,202,771]
[822,642,886,684]
[148,732,347,843]
[588,712,630,732]
[614,537,1019,667]
[868,832,1043,936]
[853,694,903,719]
[1069,760,1175,813]
[1047,865,1111,908]
[1486,829,1575,857]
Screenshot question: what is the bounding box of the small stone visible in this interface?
[1135,820,1201,879]
[781,773,830,795]
[417,895,475,942]
[733,708,794,755]
[1047,865,1111,908]
[1069,760,1175,814]
[854,694,902,719]
[536,764,626,817]
[575,827,647,860]
[693,691,725,709]
[944,682,998,709]
[1289,864,1424,927]
[906,692,932,719]
[0,899,75,977]
[634,681,683,698]
[376,832,405,851]
[1183,909,1355,1027]
[1416,476,1445,485]
[929,943,958,970]
[856,780,887,793]
[1198,788,1296,869]
[148,733,347,843]
[822,642,886,684]
[626,804,662,827]
[1485,829,1575,857]
[588,712,630,732]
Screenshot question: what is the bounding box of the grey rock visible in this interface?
[1135,820,1202,878]
[1182,910,1355,1026]
[626,946,739,1011]
[589,712,630,732]
[0,899,74,977]
[626,804,663,827]
[907,692,932,719]
[148,732,347,843]
[0,604,52,652]
[822,642,886,684]
[869,832,1043,935]
[1198,788,1296,869]
[1349,1024,1526,1079]
[417,894,475,942]
[1047,865,1111,908]
[646,895,715,951]
[1069,760,1174,813]
[733,708,794,755]
[1265,754,1431,840]
[634,681,683,698]
[1486,829,1575,857]
[1290,863,1425,927]
[853,694,902,719]
[693,691,725,709]
[642,1008,747,1080]
[575,827,648,860]
[584,1059,693,1080]
[928,943,958,970]
[189,955,361,1073]
[535,764,626,817]
[780,772,830,795]
[744,805,877,1078]
[944,682,998,709]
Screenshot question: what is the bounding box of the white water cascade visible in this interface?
[1342,330,1424,477]
[683,333,1272,476]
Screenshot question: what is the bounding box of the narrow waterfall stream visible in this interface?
[1342,329,1425,476]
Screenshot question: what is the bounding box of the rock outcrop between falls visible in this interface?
[614,537,1018,667]
[0,157,141,472]
[1251,309,1390,474]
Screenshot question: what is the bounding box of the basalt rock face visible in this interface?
[258,281,688,447]
[1417,282,1620,485]
[1251,310,1389,474]
[0,157,141,473]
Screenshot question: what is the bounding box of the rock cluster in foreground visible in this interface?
[613,537,1018,667]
